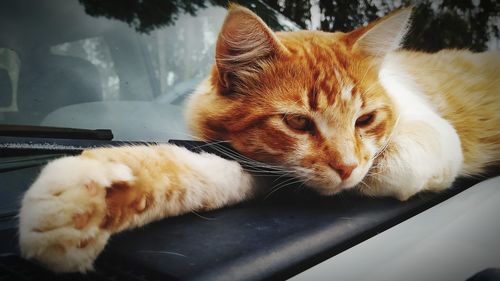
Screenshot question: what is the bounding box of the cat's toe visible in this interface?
[19,156,133,272]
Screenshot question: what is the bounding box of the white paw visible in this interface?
[19,156,134,272]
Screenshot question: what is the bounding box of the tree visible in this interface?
[266,0,312,29]
[78,0,499,51]
[263,0,499,51]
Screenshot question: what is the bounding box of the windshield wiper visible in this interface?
[0,138,285,176]
[0,154,65,172]
[0,136,156,157]
[0,136,158,171]
[0,124,113,140]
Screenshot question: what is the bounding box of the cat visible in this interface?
[18,4,500,273]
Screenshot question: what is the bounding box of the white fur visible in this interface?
[19,157,133,272]
[366,54,463,200]
[110,145,256,234]
[340,84,354,101]
[19,146,255,273]
[162,145,255,210]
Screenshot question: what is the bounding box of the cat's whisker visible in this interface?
[366,170,385,177]
[271,174,295,182]
[192,140,231,149]
[295,176,312,191]
[201,145,293,175]
[202,142,259,162]
[357,58,378,90]
[367,159,402,176]
[241,168,290,175]
[372,113,401,160]
[358,180,373,191]
[264,178,306,200]
[160,129,200,141]
[272,174,303,185]
[265,170,309,195]
[138,250,188,258]
[363,82,379,96]
[205,143,292,173]
[271,167,299,182]
[203,143,264,164]
[190,210,217,221]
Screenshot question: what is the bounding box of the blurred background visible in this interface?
[1,0,498,139]
[261,0,500,51]
[78,0,500,51]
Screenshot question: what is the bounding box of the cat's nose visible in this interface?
[329,162,357,180]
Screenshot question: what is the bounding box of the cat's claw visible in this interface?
[19,156,134,272]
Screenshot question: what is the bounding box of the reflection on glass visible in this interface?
[10,1,494,140]
[0,48,20,112]
[147,6,225,104]
[0,0,296,140]
[267,0,499,52]
[51,38,119,100]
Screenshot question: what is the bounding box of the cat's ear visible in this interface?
[215,4,288,90]
[345,8,412,59]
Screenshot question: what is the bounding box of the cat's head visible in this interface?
[186,5,411,195]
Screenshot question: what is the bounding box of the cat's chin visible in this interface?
[310,182,343,196]
[314,187,343,196]
[310,178,362,196]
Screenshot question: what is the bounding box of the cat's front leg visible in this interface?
[359,117,463,200]
[19,145,255,273]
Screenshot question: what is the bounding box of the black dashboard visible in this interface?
[0,137,482,280]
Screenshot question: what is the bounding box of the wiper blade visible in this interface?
[0,124,113,140]
[0,154,64,172]
[0,137,159,171]
[0,136,158,157]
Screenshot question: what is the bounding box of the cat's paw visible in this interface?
[19,156,134,272]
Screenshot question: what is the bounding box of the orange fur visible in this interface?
[187,6,405,193]
[187,5,499,191]
[19,5,499,272]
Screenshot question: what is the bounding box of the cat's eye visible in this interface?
[284,114,314,132]
[356,112,376,127]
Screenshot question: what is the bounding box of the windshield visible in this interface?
[0,0,297,141]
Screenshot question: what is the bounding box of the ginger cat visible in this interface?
[19,5,500,273]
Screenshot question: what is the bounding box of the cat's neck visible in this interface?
[379,52,437,119]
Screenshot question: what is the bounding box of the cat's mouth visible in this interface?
[296,163,371,196]
[293,171,345,196]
